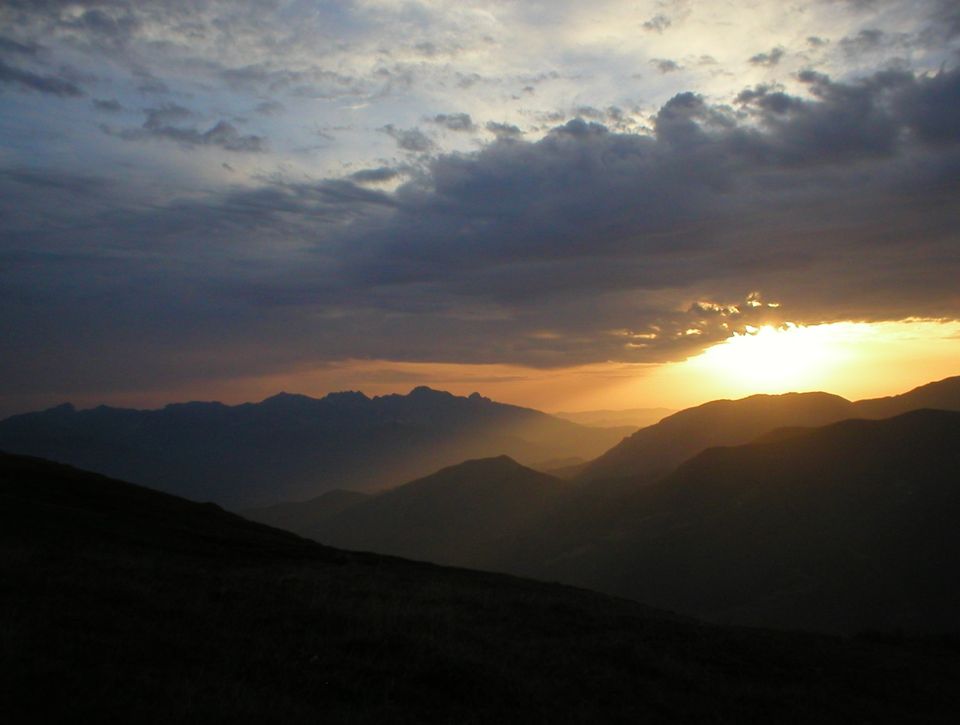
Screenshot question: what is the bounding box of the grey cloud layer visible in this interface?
[2,66,958,397]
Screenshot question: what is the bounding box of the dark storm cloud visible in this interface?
[891,68,960,144]
[731,70,914,163]
[2,66,960,395]
[109,104,267,152]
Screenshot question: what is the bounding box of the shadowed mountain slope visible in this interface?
[0,387,630,508]
[243,489,370,533]
[302,456,568,568]
[535,409,960,634]
[4,452,960,724]
[577,375,960,485]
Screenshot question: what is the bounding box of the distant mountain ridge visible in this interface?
[577,375,960,484]
[553,408,674,429]
[0,386,631,508]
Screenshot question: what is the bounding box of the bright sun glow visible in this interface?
[672,318,960,403]
[690,322,861,391]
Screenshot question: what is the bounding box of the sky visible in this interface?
[1,0,959,416]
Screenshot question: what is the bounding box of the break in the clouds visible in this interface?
[0,0,958,405]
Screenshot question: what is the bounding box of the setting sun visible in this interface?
[671,319,960,404]
[690,323,855,391]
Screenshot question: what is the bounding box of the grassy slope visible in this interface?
[3,453,960,724]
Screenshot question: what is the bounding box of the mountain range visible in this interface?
[578,375,960,483]
[5,451,960,723]
[248,376,960,634]
[0,387,632,508]
[6,374,960,635]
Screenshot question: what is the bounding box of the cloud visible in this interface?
[0,36,42,57]
[0,59,83,96]
[381,124,434,152]
[110,104,267,152]
[485,121,523,139]
[651,58,682,74]
[349,167,401,184]
[839,28,914,57]
[4,65,958,397]
[1,0,959,402]
[839,28,888,56]
[133,70,169,95]
[92,97,122,112]
[748,47,785,67]
[254,100,285,116]
[429,113,476,132]
[642,14,672,33]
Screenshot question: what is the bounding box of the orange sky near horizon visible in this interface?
[17,318,958,417]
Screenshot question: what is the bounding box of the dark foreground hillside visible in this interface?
[3,453,960,724]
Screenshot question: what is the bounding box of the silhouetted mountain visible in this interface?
[578,391,854,484]
[853,375,960,418]
[0,387,629,508]
[533,410,960,634]
[304,456,568,568]
[577,375,960,484]
[5,452,960,723]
